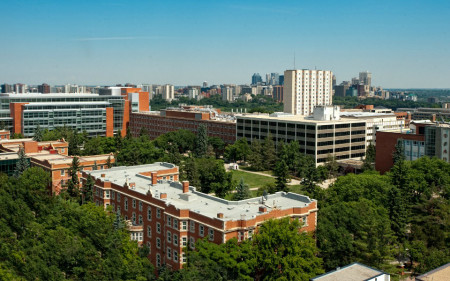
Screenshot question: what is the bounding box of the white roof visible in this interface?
[88,163,316,222]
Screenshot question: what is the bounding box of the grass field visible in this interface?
[230,170,275,189]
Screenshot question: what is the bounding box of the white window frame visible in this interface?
[156,222,161,234]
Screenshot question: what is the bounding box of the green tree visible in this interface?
[324,154,339,178]
[253,218,324,280]
[274,159,289,192]
[106,155,112,168]
[82,175,94,204]
[125,126,133,140]
[224,138,250,162]
[181,156,200,188]
[195,124,208,158]
[14,147,30,177]
[248,139,264,171]
[234,178,251,200]
[362,143,376,171]
[317,199,394,270]
[33,124,43,141]
[67,156,80,199]
[262,133,277,170]
[208,137,225,159]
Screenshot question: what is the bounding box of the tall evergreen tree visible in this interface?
[32,124,43,142]
[195,124,208,158]
[115,129,122,149]
[393,141,405,165]
[125,127,133,140]
[14,147,30,177]
[262,133,277,170]
[248,139,264,171]
[234,178,251,200]
[67,156,80,199]
[82,175,94,204]
[362,143,376,171]
[274,160,289,192]
[93,161,98,170]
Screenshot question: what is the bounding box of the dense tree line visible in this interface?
[150,93,283,113]
[0,168,153,280]
[333,96,441,110]
[317,156,450,275]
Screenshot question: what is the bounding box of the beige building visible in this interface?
[284,69,333,116]
[162,84,175,101]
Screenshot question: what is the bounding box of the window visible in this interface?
[61,148,65,153]
[132,212,136,224]
[181,221,187,230]
[156,209,161,219]
[147,207,152,221]
[132,199,136,209]
[61,169,65,176]
[138,215,143,225]
[167,248,172,260]
[182,252,187,263]
[147,226,152,238]
[147,242,151,253]
[248,229,253,240]
[156,238,161,249]
[105,190,110,199]
[182,237,187,246]
[111,191,115,200]
[199,225,204,237]
[173,218,178,229]
[117,206,121,213]
[190,221,195,233]
[156,222,161,234]
[189,237,195,249]
[208,228,214,241]
[124,198,128,211]
[173,234,178,246]
[167,216,172,227]
[139,201,143,211]
[156,254,161,267]
[167,231,172,243]
[117,193,121,202]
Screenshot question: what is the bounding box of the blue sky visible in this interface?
[1,0,449,88]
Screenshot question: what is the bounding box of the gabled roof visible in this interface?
[416,263,450,281]
[311,262,388,281]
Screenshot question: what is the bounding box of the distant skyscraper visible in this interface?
[252,73,262,85]
[162,84,175,101]
[351,77,360,85]
[269,73,279,85]
[202,81,208,87]
[359,71,372,87]
[279,75,284,85]
[284,69,333,116]
[1,84,12,93]
[38,83,50,94]
[221,86,234,102]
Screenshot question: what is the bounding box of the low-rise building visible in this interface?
[237,106,367,165]
[375,121,450,173]
[416,262,450,281]
[0,138,114,193]
[84,162,318,270]
[311,262,390,281]
[130,105,237,144]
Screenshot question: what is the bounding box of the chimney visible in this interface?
[432,114,436,122]
[182,181,189,193]
[160,193,167,199]
[101,173,106,178]
[259,206,267,213]
[217,213,224,218]
[151,172,157,185]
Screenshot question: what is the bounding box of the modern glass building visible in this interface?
[0,93,127,137]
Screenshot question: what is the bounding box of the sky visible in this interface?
[0,0,449,88]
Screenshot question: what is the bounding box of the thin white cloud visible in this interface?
[73,36,166,41]
[228,4,298,15]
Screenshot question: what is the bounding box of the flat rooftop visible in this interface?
[238,113,366,124]
[30,153,111,165]
[311,263,387,281]
[87,163,316,222]
[340,112,397,118]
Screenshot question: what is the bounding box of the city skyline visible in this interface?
[1,0,449,88]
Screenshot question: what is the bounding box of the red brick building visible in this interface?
[84,163,318,270]
[0,138,115,194]
[130,106,236,144]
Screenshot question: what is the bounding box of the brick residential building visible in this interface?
[84,162,318,270]
[0,138,115,194]
[130,105,237,144]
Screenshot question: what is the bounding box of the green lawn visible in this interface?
[231,170,275,189]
